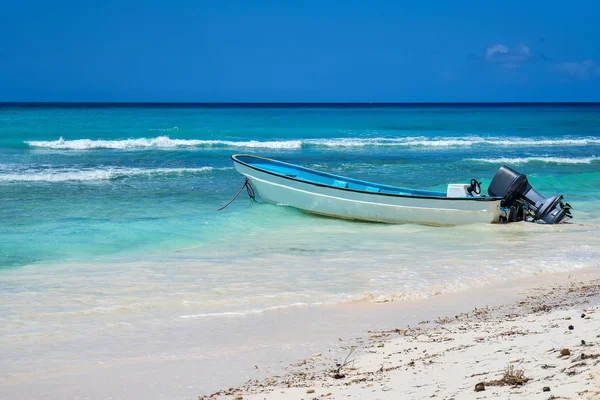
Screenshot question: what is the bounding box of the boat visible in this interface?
[231,154,572,226]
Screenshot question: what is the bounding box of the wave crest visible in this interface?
[0,166,223,182]
[24,136,600,150]
[25,136,302,150]
[468,156,600,165]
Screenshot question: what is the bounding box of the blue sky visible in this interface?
[1,0,599,102]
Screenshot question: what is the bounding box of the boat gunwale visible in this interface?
[231,154,504,202]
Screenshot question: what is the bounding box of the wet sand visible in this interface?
[201,270,600,400]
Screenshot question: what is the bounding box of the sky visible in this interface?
[1,0,599,102]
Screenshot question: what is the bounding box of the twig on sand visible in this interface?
[332,347,355,379]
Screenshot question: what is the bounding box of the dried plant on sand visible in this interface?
[485,364,529,386]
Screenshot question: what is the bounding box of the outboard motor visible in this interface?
[488,165,572,224]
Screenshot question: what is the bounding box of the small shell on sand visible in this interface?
[312,352,322,358]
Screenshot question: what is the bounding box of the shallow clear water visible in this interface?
[1,104,600,393]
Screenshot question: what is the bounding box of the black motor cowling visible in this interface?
[488,165,572,224]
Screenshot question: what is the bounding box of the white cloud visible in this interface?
[484,43,533,67]
[486,44,509,59]
[518,44,531,57]
[555,60,600,80]
[480,43,600,81]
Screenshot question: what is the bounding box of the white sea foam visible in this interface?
[25,136,303,150]
[0,167,222,182]
[179,302,321,319]
[147,126,179,132]
[305,137,490,147]
[25,135,600,150]
[307,137,600,148]
[468,156,600,164]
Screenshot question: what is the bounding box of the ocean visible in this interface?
[1,103,600,397]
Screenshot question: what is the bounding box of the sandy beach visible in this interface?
[201,270,600,400]
[3,266,600,400]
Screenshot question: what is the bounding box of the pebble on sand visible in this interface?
[474,382,485,392]
[543,386,551,392]
[306,388,315,394]
[560,348,571,356]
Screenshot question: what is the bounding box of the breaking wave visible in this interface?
[0,167,223,182]
[24,136,600,150]
[468,156,600,165]
[25,136,303,150]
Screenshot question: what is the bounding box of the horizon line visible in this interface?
[1,101,600,108]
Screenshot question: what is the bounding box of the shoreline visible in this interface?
[200,268,600,400]
[2,267,600,400]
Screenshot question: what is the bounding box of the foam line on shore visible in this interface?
[179,302,322,319]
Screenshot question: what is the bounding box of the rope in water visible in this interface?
[216,178,255,211]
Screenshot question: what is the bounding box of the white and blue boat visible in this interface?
[232,154,572,226]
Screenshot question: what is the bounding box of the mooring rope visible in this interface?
[216,178,255,211]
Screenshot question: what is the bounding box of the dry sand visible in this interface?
[201,276,600,400]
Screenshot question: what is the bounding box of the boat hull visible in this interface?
[233,161,502,226]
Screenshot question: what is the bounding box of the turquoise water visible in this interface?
[2,104,600,269]
[1,104,600,396]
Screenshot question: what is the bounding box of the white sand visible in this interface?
[3,269,600,400]
[203,275,600,400]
